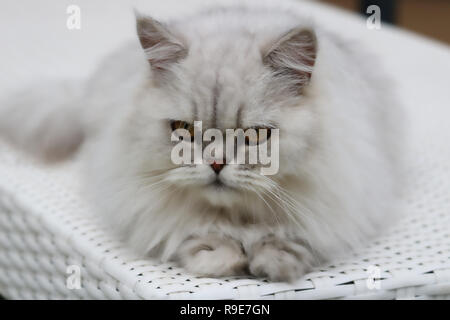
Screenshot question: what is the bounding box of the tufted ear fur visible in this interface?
[263,28,317,92]
[136,14,188,76]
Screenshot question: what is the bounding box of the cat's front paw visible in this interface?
[176,234,248,277]
[249,236,313,282]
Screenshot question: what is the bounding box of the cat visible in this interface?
[0,4,403,282]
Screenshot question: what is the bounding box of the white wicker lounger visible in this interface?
[1,0,450,299]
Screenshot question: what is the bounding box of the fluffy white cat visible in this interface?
[0,4,403,281]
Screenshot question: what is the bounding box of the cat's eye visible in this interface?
[170,120,195,141]
[245,128,272,145]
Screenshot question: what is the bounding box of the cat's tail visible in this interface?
[0,80,86,162]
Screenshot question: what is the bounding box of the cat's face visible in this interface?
[130,14,317,208]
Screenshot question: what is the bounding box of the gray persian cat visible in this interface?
[0,5,402,281]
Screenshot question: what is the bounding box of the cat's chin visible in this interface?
[197,181,242,207]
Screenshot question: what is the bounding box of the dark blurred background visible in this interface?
[320,0,450,44]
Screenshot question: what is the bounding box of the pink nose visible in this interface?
[211,161,225,174]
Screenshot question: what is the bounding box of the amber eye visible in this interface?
[245,128,272,145]
[170,120,195,141]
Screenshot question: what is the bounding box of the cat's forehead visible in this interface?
[172,42,275,129]
[162,11,303,128]
[172,76,276,130]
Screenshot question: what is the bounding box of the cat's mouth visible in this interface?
[211,178,225,188]
[209,177,234,191]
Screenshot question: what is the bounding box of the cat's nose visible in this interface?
[211,161,225,174]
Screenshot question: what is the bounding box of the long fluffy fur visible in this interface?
[0,80,85,162]
[0,4,403,281]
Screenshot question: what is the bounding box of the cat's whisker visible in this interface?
[250,186,283,228]
[140,179,173,193]
[137,171,171,181]
[261,188,304,229]
[230,172,311,227]
[257,175,316,224]
[261,184,320,257]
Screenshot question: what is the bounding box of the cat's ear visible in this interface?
[263,28,317,91]
[135,13,187,75]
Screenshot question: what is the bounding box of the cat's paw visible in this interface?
[248,236,313,282]
[176,234,248,277]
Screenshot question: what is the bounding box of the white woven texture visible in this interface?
[1,0,450,300]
